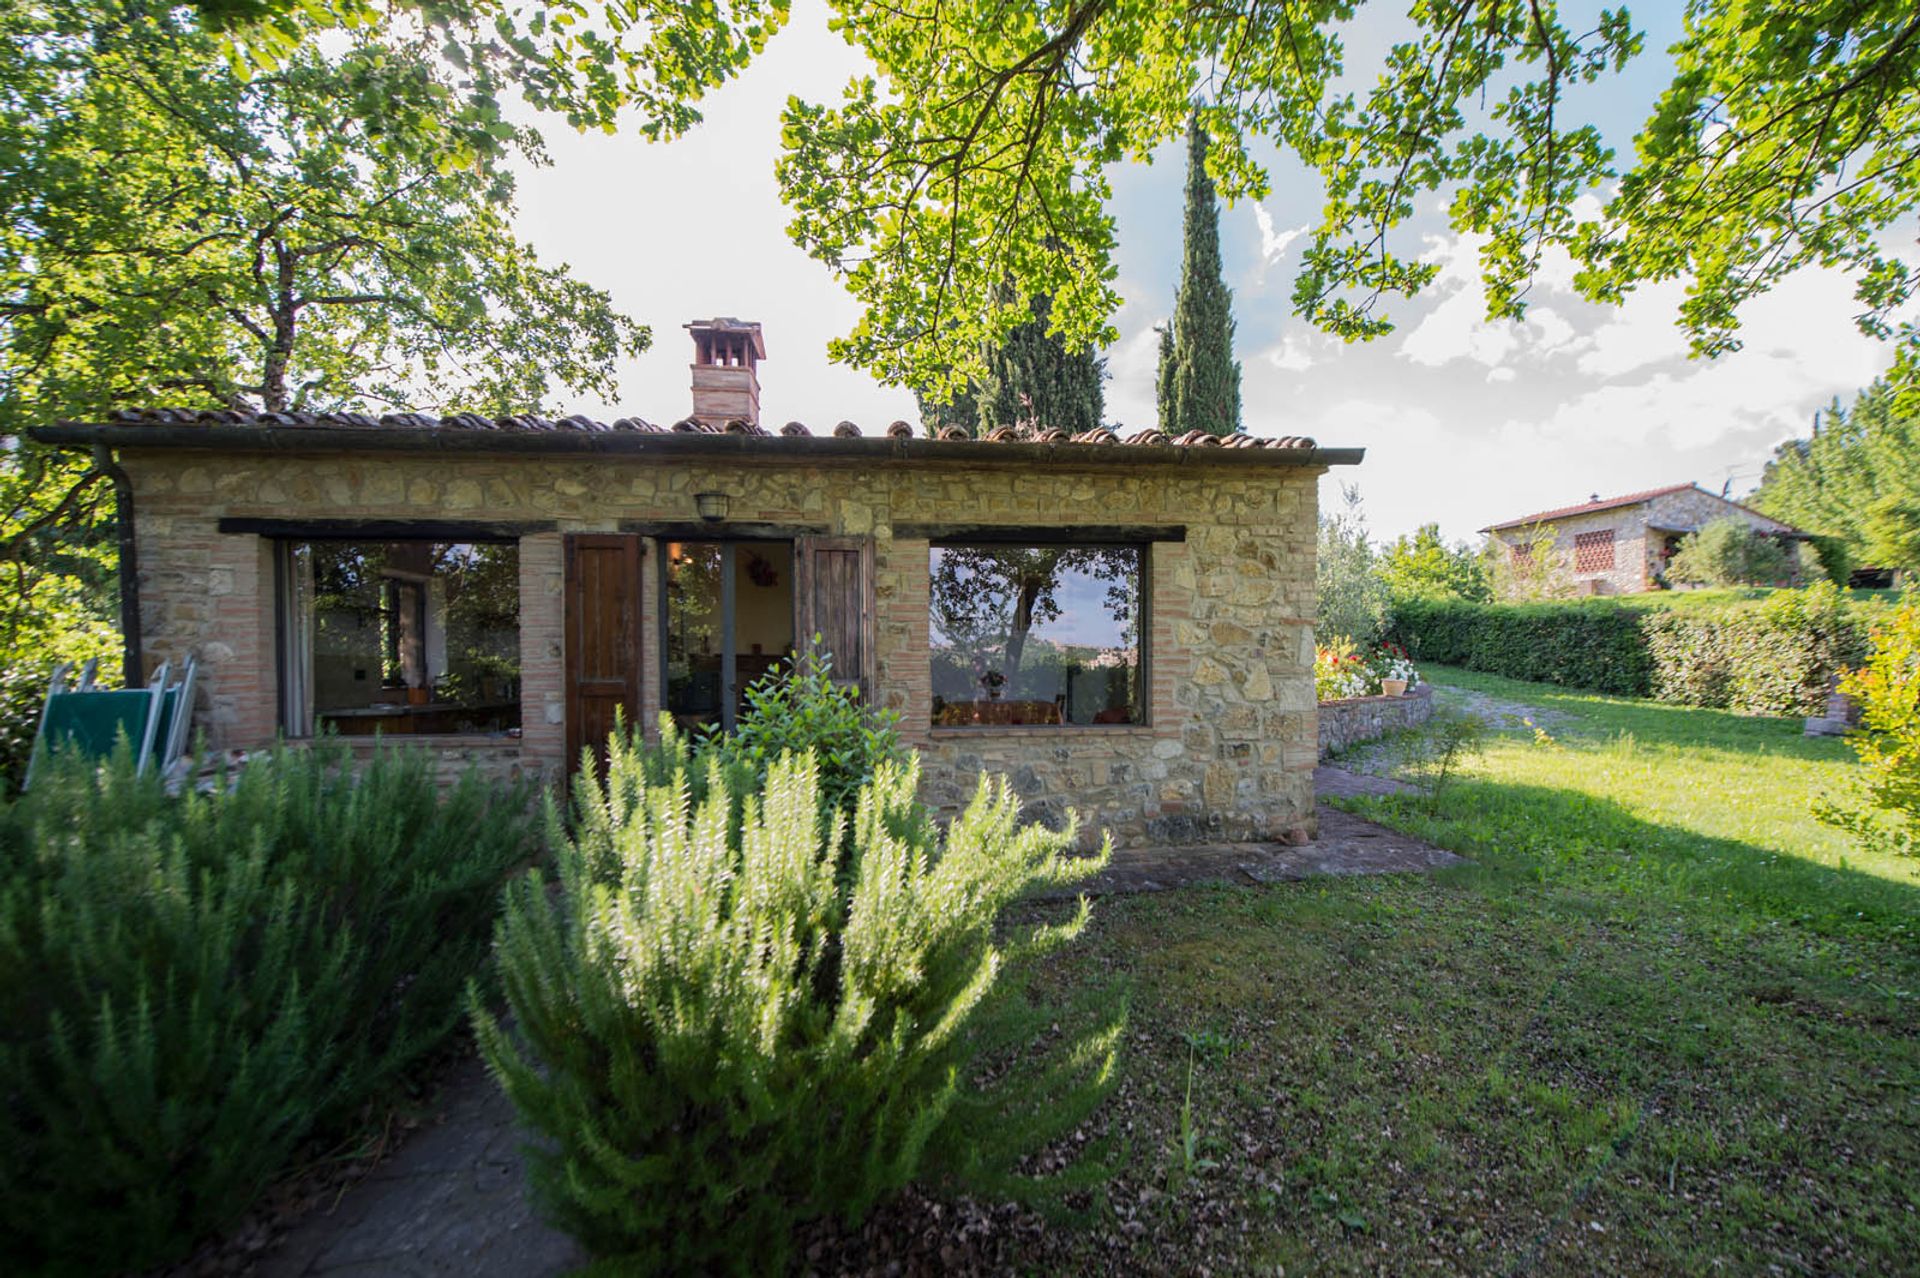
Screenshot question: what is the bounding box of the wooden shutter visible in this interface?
[564,534,643,769]
[794,535,875,701]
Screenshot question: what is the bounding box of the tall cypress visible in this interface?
[921,291,1104,436]
[1154,323,1177,435]
[1161,117,1241,436]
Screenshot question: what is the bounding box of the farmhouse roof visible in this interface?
[31,410,1363,470]
[1480,483,1803,535]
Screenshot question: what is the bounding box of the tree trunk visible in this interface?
[1003,577,1042,682]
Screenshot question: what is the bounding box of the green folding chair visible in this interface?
[24,660,169,790]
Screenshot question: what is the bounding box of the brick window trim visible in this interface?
[1573,528,1616,573]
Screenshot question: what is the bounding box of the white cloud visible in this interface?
[1252,204,1306,271]
[1397,234,1584,371]
[1266,337,1315,372]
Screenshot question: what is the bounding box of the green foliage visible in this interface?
[1395,585,1876,716]
[477,731,1116,1273]
[1641,585,1871,716]
[3,2,648,432]
[1818,598,1920,859]
[1393,597,1652,698]
[1752,370,1920,574]
[1160,118,1240,437]
[915,292,1105,436]
[704,646,905,827]
[916,380,981,436]
[1491,524,1575,601]
[1316,484,1391,646]
[1398,710,1487,810]
[1378,523,1492,603]
[975,291,1106,433]
[0,740,535,1274]
[0,447,123,793]
[761,2,1920,390]
[1154,323,1176,435]
[1665,517,1796,587]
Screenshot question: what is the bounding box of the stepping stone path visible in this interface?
[252,766,1455,1277]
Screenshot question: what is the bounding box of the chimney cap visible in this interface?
[684,317,766,360]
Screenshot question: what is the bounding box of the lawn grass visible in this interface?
[993,666,1920,1275]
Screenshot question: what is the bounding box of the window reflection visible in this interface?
[281,540,520,736]
[664,540,795,731]
[929,545,1143,727]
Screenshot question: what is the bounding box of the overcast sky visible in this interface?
[510,3,1915,545]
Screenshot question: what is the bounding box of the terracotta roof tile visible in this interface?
[58,409,1335,459]
[1483,484,1701,532]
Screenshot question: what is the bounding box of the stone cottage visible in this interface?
[1482,483,1808,595]
[30,320,1362,848]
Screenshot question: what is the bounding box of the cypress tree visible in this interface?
[1154,323,1177,435]
[1162,117,1241,435]
[919,292,1105,436]
[976,291,1104,434]
[916,382,980,436]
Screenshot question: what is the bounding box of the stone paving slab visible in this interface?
[254,1055,585,1278]
[249,766,1457,1278]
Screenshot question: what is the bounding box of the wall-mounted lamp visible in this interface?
[694,491,730,523]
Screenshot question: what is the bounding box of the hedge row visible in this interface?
[1390,586,1876,716]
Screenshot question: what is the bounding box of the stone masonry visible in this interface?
[1317,684,1434,759]
[1487,483,1803,596]
[122,449,1324,848]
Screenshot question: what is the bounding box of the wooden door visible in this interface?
[794,535,875,703]
[565,534,643,769]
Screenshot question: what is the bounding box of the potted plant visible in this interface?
[1371,643,1418,697]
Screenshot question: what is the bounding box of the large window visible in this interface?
[929,544,1144,728]
[278,540,520,737]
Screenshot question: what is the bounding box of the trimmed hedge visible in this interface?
[1389,598,1652,697]
[1391,586,1876,716]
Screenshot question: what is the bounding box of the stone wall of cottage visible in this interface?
[122,449,1323,847]
[1490,486,1802,596]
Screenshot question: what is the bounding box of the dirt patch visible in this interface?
[1436,685,1573,734]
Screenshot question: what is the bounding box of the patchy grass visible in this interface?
[973,665,1920,1275]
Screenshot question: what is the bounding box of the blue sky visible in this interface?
[511,3,1915,545]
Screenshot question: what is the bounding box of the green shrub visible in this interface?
[0,740,535,1275]
[704,645,904,826]
[1666,516,1795,586]
[477,726,1116,1273]
[1391,596,1652,696]
[1643,583,1870,715]
[1818,598,1920,858]
[1317,483,1392,644]
[1393,585,1873,715]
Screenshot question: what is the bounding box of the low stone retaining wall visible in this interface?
[1318,684,1435,760]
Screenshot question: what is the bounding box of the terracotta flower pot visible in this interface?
[1380,678,1409,698]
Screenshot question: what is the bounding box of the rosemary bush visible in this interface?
[477,722,1116,1272]
[0,740,535,1275]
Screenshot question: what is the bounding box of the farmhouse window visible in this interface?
[1574,529,1616,573]
[276,539,520,738]
[929,544,1145,728]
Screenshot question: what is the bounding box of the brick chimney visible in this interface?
[686,317,765,427]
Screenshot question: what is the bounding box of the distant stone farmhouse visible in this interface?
[1481,483,1808,595]
[30,319,1362,848]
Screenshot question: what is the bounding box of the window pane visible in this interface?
[287,540,519,737]
[929,545,1143,727]
[663,540,797,731]
[664,541,724,729]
